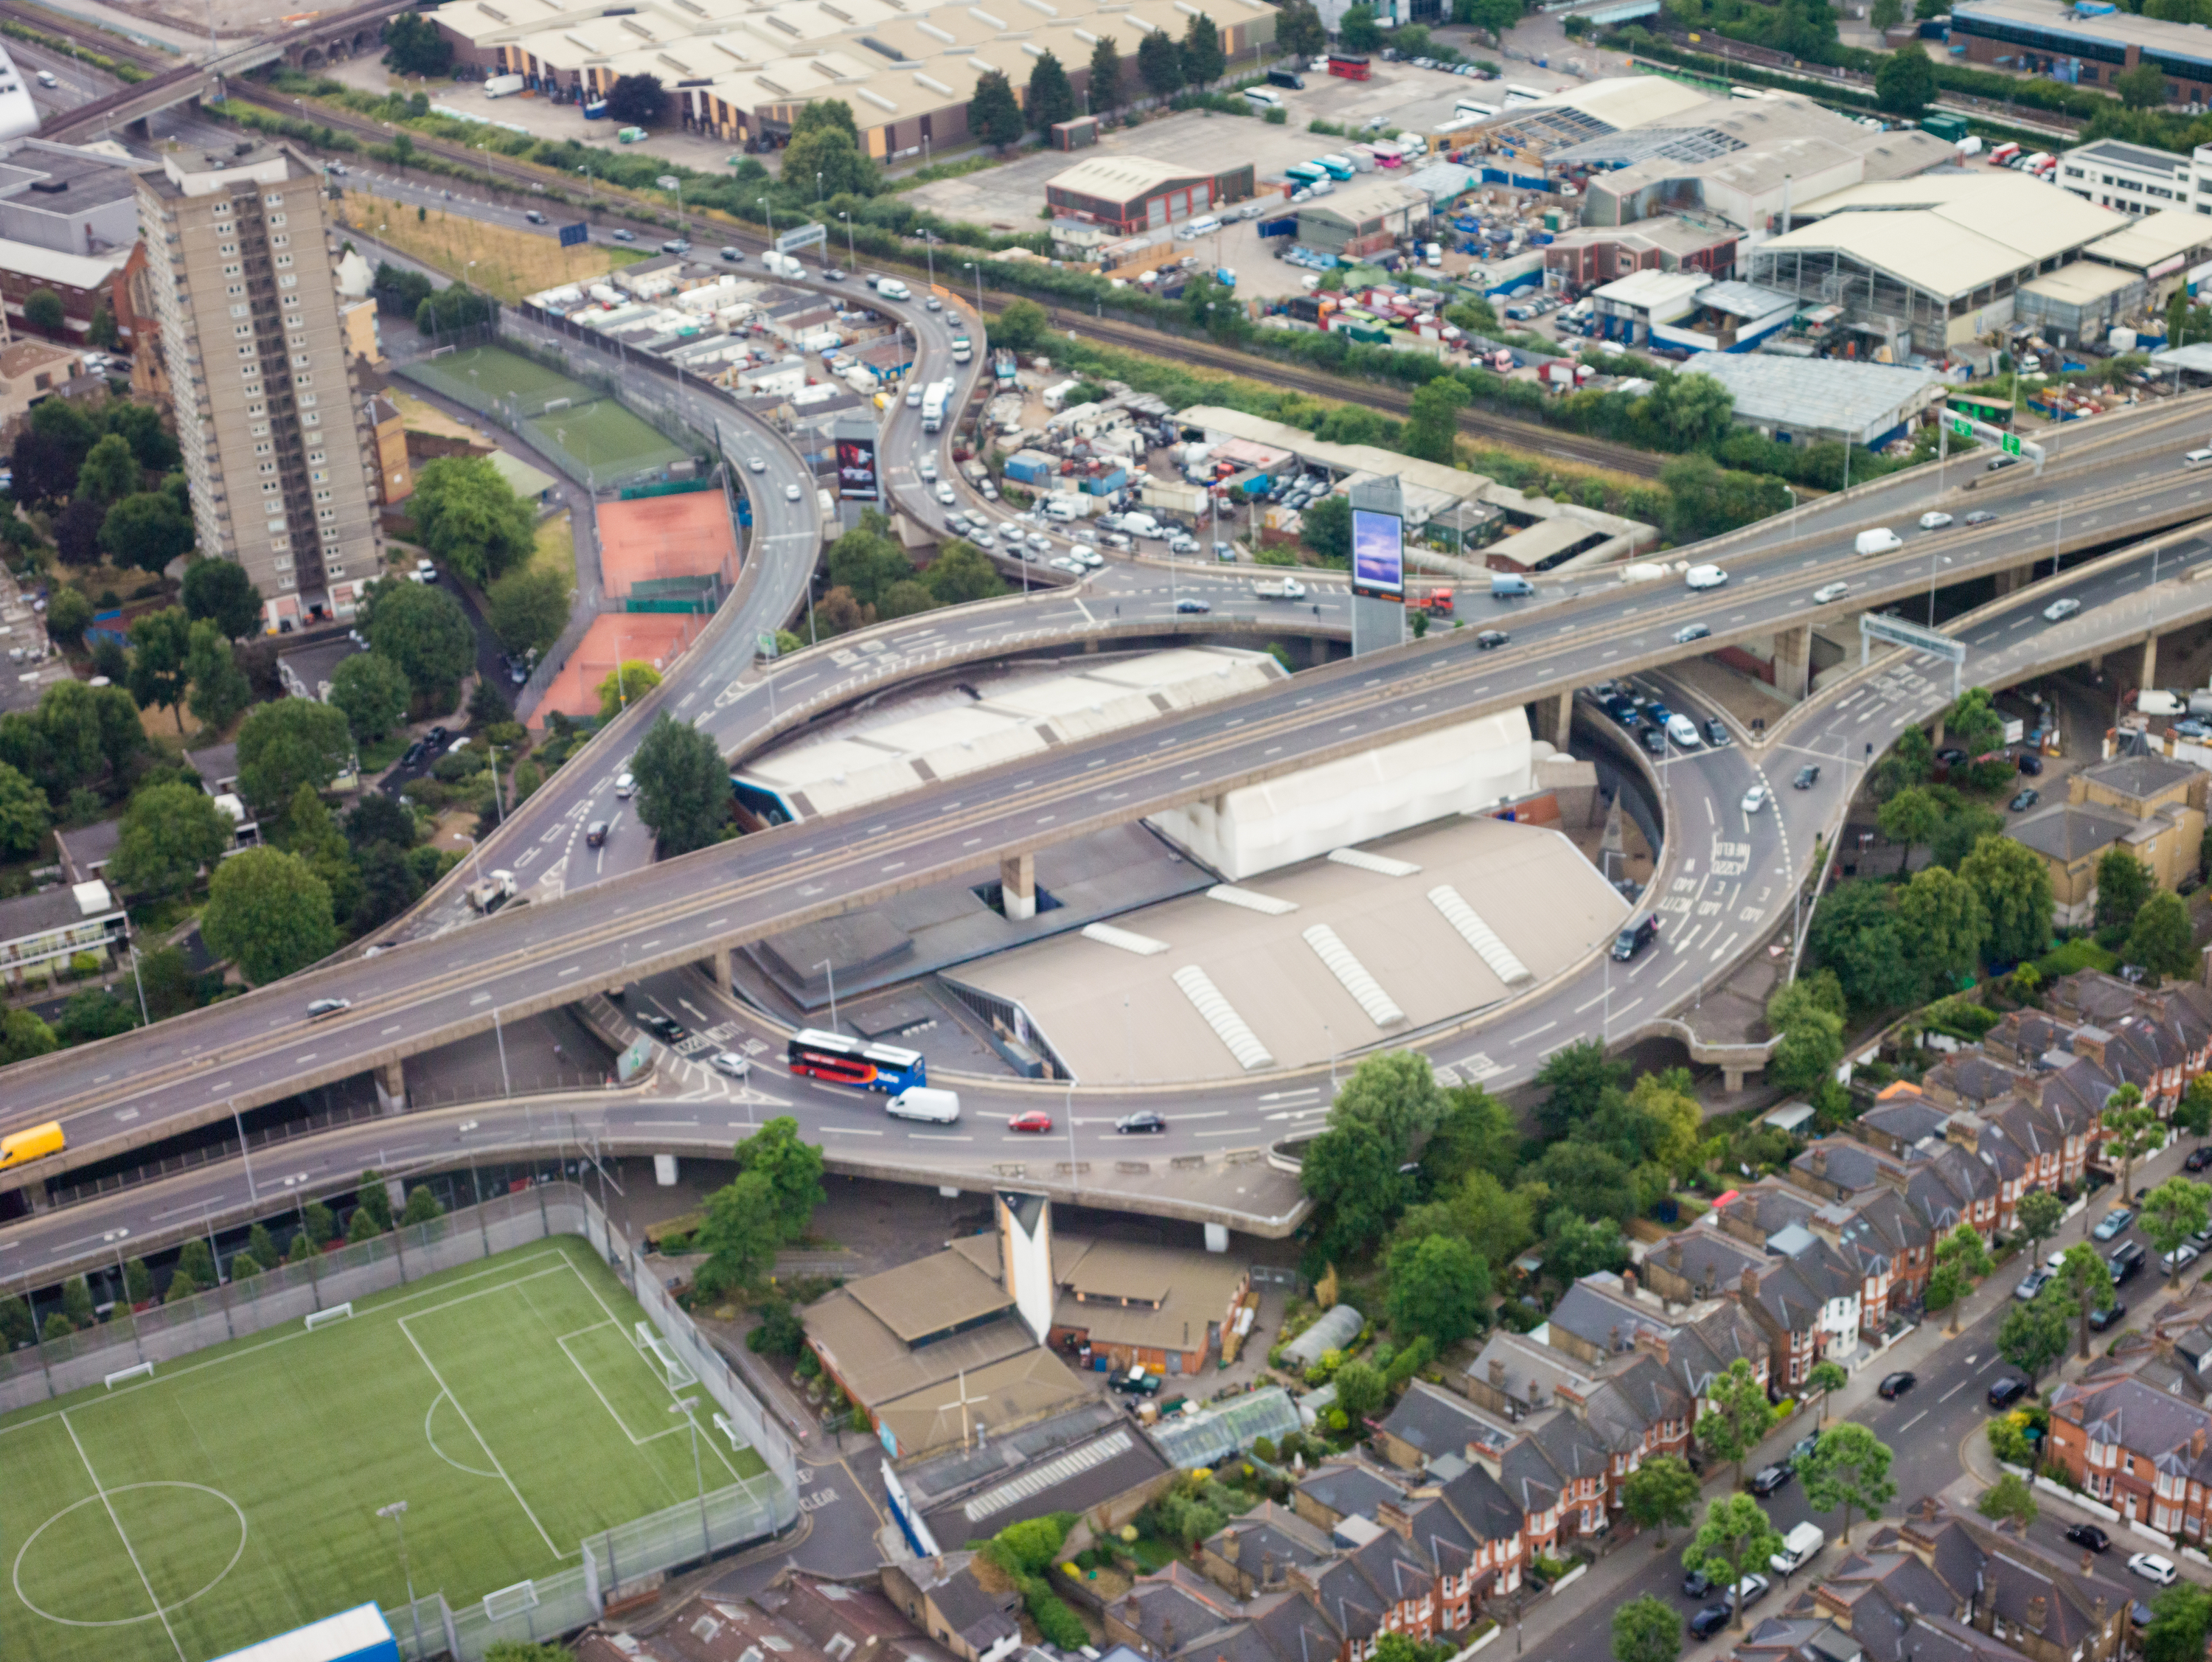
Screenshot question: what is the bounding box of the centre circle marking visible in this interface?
[13,1481,248,1627]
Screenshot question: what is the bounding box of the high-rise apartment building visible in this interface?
[136,144,378,630]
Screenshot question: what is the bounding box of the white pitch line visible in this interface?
[60,1409,187,1662]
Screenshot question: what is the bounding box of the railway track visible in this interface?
[22,1,1671,480]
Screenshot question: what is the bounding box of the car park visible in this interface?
[1793,764,1821,788]
[2094,1207,2135,1241]
[1742,784,1770,815]
[2129,1554,2178,1587]
[2067,1523,2111,1553]
[2044,597,2082,622]
[709,1051,751,1079]
[1877,1371,1916,1400]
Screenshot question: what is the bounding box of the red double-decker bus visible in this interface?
[1327,52,1371,79]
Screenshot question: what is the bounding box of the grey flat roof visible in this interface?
[2070,139,2190,177]
[0,883,119,944]
[1682,350,1942,433]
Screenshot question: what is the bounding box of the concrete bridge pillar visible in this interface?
[1723,1064,1750,1092]
[2142,632,2160,692]
[1773,624,1813,702]
[2089,653,2104,677]
[706,945,733,995]
[1553,690,1573,751]
[375,1060,407,1116]
[1002,852,1037,921]
[1930,715,1944,750]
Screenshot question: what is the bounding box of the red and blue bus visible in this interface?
[787,1029,926,1092]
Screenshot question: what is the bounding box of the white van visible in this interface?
[1854,527,1903,556]
[1770,1522,1826,1575]
[1043,496,1082,521]
[888,1087,961,1123]
[1185,214,1223,237]
[2185,448,2212,470]
[1242,86,1282,110]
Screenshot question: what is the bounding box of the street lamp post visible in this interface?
[657,173,685,241]
[670,1398,711,1557]
[815,959,839,1030]
[838,210,855,270]
[375,1502,426,1659]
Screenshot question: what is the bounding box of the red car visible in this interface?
[1008,1110,1054,1133]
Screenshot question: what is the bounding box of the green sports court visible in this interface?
[0,1237,768,1662]
[403,344,693,485]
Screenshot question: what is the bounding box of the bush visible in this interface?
[1031,1593,1089,1649]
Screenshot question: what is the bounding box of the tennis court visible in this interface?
[0,1237,765,1662]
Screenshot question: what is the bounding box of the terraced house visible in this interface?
[1637,1217,1863,1388]
[1711,1179,1933,1335]
[2043,1296,2212,1536]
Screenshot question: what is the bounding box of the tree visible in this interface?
[408,456,537,587]
[176,1239,215,1292]
[783,102,877,198]
[356,1170,393,1232]
[1419,1082,1522,1189]
[2096,847,2155,933]
[127,606,193,731]
[1543,1209,1631,1281]
[1298,492,1351,563]
[1682,1493,1783,1633]
[1926,1222,1993,1334]
[1334,1357,1386,1423]
[108,781,232,899]
[185,619,249,732]
[1874,43,1937,116]
[0,1006,56,1064]
[1611,1596,1680,1662]
[2143,1176,2211,1288]
[1878,786,1944,875]
[1087,34,1124,111]
[606,711,712,852]
[44,585,92,650]
[2129,890,2197,979]
[1385,1233,1489,1346]
[1618,1453,1699,1546]
[1766,977,1845,1095]
[60,1274,94,1329]
[136,945,198,1019]
[2144,1584,2212,1662]
[347,1204,382,1244]
[970,70,1025,149]
[2118,59,2170,108]
[1026,50,1077,131]
[693,1170,782,1297]
[201,846,336,984]
[381,11,452,74]
[361,577,474,707]
[828,516,917,607]
[2180,1074,2212,1143]
[401,1185,444,1225]
[596,661,662,722]
[74,434,137,510]
[1338,3,1384,50]
[23,287,62,335]
[247,1223,279,1271]
[1400,377,1468,466]
[1694,1358,1778,1493]
[1180,13,1225,86]
[2056,1239,2116,1360]
[0,760,47,858]
[1278,0,1328,56]
[1798,1424,1895,1545]
[123,1257,151,1306]
[1997,1283,2072,1380]
[1959,834,2052,966]
[329,651,411,746]
[1531,1037,1627,1140]
[605,73,667,125]
[1806,1357,1849,1425]
[2017,1188,2065,1262]
[486,566,568,659]
[922,542,1006,607]
[1809,879,1917,1011]
[2104,1086,2161,1201]
[1870,0,1902,26]
[735,1116,827,1240]
[304,1199,338,1244]
[1976,1471,2038,1531]
[990,298,1048,355]
[235,698,352,816]
[1455,0,1522,36]
[1137,27,1183,97]
[100,490,194,572]
[1899,865,1987,998]
[180,561,263,648]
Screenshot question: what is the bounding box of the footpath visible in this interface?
[1500,1130,2208,1656]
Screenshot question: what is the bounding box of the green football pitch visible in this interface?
[521,400,690,481]
[406,344,579,408]
[0,1237,765,1662]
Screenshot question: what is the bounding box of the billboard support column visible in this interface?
[1347,476,1406,659]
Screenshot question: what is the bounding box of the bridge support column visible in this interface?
[375,1060,407,1116]
[707,945,733,995]
[2143,632,2160,691]
[1001,852,1037,921]
[1773,624,1813,702]
[1930,714,1944,750]
[1992,565,2030,597]
[2089,652,2104,676]
[1723,1065,1750,1092]
[1553,690,1572,751]
[654,1155,679,1186]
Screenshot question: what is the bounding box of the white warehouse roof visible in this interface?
[1767,173,2119,299]
[1681,351,1945,442]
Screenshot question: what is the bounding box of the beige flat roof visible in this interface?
[947,816,1625,1084]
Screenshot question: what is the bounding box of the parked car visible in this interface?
[1877,1371,1916,1400]
[2166,1242,2201,1276]
[2017,751,2044,775]
[1987,1375,2028,1409]
[2066,1523,2111,1553]
[2186,1147,2212,1172]
[2129,1554,2178,1587]
[2014,1268,2053,1301]
[2090,1299,2128,1332]
[2009,787,2041,813]
[1688,1607,1731,1641]
[2094,1207,2136,1241]
[1747,1464,1792,1497]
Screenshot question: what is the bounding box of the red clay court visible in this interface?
[596,491,741,599]
[534,613,700,726]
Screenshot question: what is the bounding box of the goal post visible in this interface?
[104,1361,153,1388]
[305,1303,355,1331]
[481,1580,539,1622]
[633,1321,697,1391]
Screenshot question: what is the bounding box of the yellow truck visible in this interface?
[0,1121,65,1170]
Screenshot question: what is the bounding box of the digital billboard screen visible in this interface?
[1350,507,1404,601]
[835,434,880,501]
